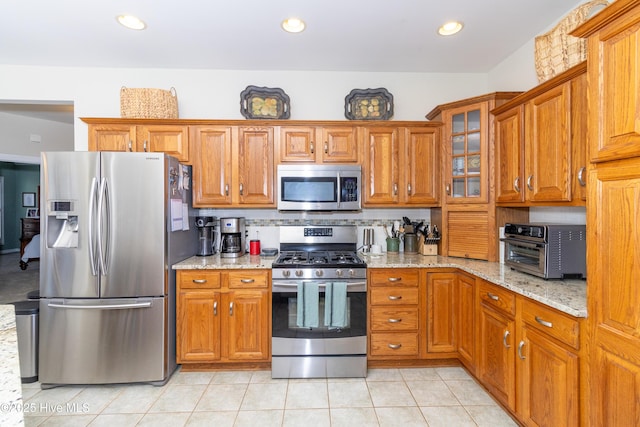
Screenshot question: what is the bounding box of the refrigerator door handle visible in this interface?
[97,177,111,275]
[47,301,153,310]
[88,177,99,276]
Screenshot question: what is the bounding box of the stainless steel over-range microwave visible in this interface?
[277,164,361,211]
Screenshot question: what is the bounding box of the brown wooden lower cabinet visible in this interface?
[176,269,270,365]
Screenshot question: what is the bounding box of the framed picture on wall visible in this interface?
[22,192,36,207]
[26,208,39,218]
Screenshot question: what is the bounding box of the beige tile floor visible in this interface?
[21,367,519,427]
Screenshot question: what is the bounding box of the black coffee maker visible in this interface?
[195,216,217,256]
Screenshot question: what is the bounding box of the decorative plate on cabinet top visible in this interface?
[344,88,394,120]
[240,85,290,119]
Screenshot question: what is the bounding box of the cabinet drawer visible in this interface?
[370,287,419,306]
[178,271,221,289]
[370,307,418,331]
[479,281,516,316]
[522,299,580,350]
[369,269,419,287]
[226,270,269,289]
[370,333,419,356]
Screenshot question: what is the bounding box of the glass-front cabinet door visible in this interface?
[443,102,488,203]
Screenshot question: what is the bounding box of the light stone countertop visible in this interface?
[173,253,587,318]
[0,305,25,426]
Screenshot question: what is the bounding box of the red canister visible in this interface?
[250,239,261,255]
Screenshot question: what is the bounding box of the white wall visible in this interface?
[0,112,73,159]
[0,65,492,150]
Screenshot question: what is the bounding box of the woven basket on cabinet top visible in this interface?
[120,87,179,119]
[534,0,609,83]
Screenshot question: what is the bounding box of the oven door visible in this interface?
[271,280,367,341]
[504,238,547,278]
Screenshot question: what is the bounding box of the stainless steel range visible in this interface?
[271,225,367,378]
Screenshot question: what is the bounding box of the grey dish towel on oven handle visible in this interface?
[296,281,319,328]
[325,282,348,329]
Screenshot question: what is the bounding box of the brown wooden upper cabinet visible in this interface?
[83,119,190,163]
[361,125,440,207]
[493,63,587,206]
[441,102,489,204]
[278,125,358,163]
[190,125,275,207]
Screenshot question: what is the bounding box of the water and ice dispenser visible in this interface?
[46,200,79,248]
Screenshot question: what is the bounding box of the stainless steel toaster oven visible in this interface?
[502,223,586,279]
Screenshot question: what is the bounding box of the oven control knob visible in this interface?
[295,270,303,277]
[349,269,355,277]
[315,269,324,277]
[282,270,291,278]
[336,269,344,277]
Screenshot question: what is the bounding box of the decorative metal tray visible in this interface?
[344,88,394,120]
[240,85,290,119]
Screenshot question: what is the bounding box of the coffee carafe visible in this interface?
[220,217,246,258]
[195,216,217,256]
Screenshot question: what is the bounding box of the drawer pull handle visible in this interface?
[514,176,521,193]
[388,318,402,323]
[192,279,207,284]
[387,277,402,282]
[213,301,217,316]
[535,316,553,328]
[388,343,402,350]
[240,278,255,283]
[487,292,499,301]
[503,330,511,349]
[388,295,402,301]
[229,302,234,316]
[518,340,526,360]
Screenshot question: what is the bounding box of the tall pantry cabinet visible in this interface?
[573,1,640,425]
[426,93,528,261]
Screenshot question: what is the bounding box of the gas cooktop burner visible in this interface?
[273,250,365,268]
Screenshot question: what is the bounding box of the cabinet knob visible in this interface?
[388,295,402,300]
[143,141,148,152]
[387,277,402,282]
[487,292,499,301]
[324,142,328,154]
[577,167,587,187]
[445,183,451,195]
[387,343,402,350]
[192,279,207,284]
[240,278,255,283]
[527,175,534,191]
[388,318,402,323]
[229,302,234,316]
[225,184,229,196]
[128,141,133,152]
[407,183,412,194]
[393,183,398,195]
[213,301,217,316]
[514,176,521,193]
[239,183,244,195]
[310,141,314,154]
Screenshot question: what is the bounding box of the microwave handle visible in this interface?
[336,171,342,209]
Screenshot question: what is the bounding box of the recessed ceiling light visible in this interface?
[117,14,146,31]
[438,21,463,36]
[282,17,306,33]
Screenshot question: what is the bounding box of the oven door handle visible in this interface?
[272,280,367,291]
[501,239,544,249]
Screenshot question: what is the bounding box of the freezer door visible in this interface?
[99,152,166,298]
[40,152,101,298]
[39,297,168,386]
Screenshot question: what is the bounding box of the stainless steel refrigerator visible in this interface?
[39,151,196,388]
